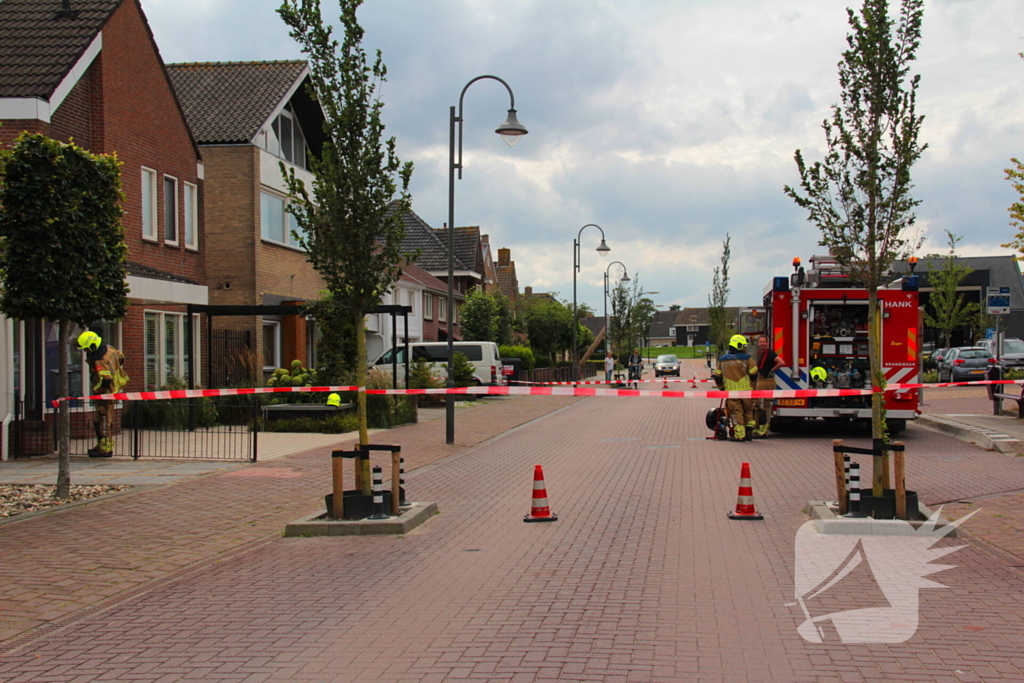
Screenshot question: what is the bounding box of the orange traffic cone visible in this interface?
[728,462,763,520]
[663,377,669,389]
[523,465,558,522]
[690,375,698,388]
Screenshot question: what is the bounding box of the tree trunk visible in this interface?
[867,293,886,497]
[56,319,71,499]
[355,313,370,494]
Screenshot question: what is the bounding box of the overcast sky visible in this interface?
[144,0,1024,312]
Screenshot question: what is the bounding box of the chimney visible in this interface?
[57,0,80,19]
[525,286,533,297]
[498,248,511,267]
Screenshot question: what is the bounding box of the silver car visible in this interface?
[937,346,993,382]
[977,338,1024,371]
[654,354,681,377]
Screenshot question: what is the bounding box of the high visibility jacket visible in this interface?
[87,344,129,393]
[714,351,757,391]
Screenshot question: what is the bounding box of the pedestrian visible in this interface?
[753,334,785,438]
[712,334,758,441]
[627,348,643,385]
[604,349,615,383]
[77,331,128,457]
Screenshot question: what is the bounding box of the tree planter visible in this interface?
[850,488,919,520]
[324,490,393,521]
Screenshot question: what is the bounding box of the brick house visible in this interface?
[494,247,521,312]
[0,0,208,449]
[166,60,329,380]
[396,206,465,341]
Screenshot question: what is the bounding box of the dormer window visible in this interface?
[258,103,308,170]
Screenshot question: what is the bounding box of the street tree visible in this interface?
[707,234,732,352]
[925,232,980,348]
[278,0,414,480]
[1001,157,1024,257]
[459,287,498,342]
[611,277,654,353]
[522,297,574,361]
[784,0,927,494]
[0,133,128,498]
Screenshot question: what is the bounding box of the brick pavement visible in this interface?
[1,392,1023,681]
[0,394,581,645]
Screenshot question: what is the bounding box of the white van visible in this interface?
[371,341,505,386]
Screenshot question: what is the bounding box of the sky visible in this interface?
[143,0,1024,313]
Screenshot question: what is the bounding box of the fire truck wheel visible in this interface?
[885,418,906,435]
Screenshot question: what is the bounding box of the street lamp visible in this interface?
[603,261,629,357]
[446,75,528,445]
[573,224,610,382]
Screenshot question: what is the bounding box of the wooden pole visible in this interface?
[331,452,345,519]
[391,449,401,516]
[833,440,848,515]
[894,443,907,520]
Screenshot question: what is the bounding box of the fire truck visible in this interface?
[762,254,921,434]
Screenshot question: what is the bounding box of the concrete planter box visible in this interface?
[283,501,438,537]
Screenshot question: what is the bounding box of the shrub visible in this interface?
[260,413,359,434]
[499,345,535,371]
[534,355,551,369]
[366,369,417,428]
[921,369,938,383]
[122,376,217,430]
[451,352,476,387]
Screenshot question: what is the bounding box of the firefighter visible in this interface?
[77,331,128,457]
[713,334,758,441]
[753,334,785,438]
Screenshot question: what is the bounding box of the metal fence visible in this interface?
[208,329,254,389]
[526,362,599,384]
[10,397,258,461]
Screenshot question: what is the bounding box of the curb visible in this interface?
[283,501,439,537]
[806,500,958,537]
[916,414,1023,454]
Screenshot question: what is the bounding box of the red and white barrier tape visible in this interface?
[508,377,716,385]
[53,378,1020,404]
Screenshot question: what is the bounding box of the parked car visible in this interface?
[977,338,1024,371]
[937,346,994,382]
[654,354,681,377]
[371,341,505,386]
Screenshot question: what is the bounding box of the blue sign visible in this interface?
[705,340,711,347]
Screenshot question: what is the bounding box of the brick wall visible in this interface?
[48,67,93,148]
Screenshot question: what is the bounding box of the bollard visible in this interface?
[399,457,410,508]
[844,462,865,518]
[843,453,850,515]
[369,465,389,519]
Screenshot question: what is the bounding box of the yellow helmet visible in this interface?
[326,393,341,407]
[810,367,828,382]
[77,331,101,352]
[729,334,748,349]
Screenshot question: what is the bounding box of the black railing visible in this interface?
[10,397,258,461]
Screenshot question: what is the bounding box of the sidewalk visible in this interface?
[0,393,582,644]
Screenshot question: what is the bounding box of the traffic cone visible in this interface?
[690,375,698,388]
[663,377,669,389]
[523,464,558,522]
[727,462,763,520]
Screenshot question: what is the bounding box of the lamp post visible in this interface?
[573,225,610,382]
[603,261,629,357]
[446,75,528,445]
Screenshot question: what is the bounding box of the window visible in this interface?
[263,322,280,370]
[141,168,157,240]
[257,103,308,170]
[163,176,178,244]
[687,325,699,332]
[260,191,304,248]
[183,182,197,249]
[144,312,193,388]
[438,296,447,323]
[407,289,415,316]
[423,293,432,320]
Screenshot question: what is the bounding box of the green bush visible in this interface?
[1005,368,1024,381]
[259,413,359,434]
[122,376,218,430]
[366,369,417,429]
[408,357,441,389]
[451,352,476,387]
[499,345,535,371]
[921,369,938,383]
[534,355,551,369]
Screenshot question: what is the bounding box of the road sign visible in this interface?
[987,286,1011,316]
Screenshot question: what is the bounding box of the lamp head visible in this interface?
[620,272,631,283]
[596,239,610,257]
[496,108,528,146]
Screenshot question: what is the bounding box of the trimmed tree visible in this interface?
[278,0,414,494]
[925,232,980,349]
[1002,157,1024,257]
[0,133,128,498]
[459,287,498,342]
[784,0,927,495]
[707,234,732,351]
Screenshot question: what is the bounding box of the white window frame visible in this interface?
[183,181,198,250]
[141,167,158,241]
[260,190,304,250]
[262,321,281,370]
[423,292,432,320]
[163,175,179,246]
[407,289,415,316]
[438,295,447,323]
[144,311,187,388]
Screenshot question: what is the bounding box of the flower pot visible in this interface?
[849,488,919,519]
